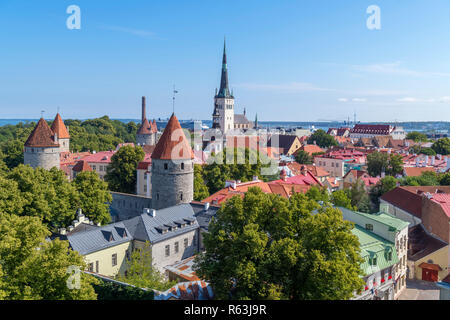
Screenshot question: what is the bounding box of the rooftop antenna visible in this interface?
[172,85,178,114]
[41,110,45,119]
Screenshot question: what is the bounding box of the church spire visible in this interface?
[217,37,232,98]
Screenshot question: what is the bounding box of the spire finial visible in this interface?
[172,85,178,114]
[41,110,45,119]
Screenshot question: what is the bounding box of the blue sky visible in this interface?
[0,0,450,122]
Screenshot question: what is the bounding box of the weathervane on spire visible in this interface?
[41,110,45,118]
[172,85,178,113]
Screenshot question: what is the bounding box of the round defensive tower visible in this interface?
[151,113,194,210]
[50,113,70,153]
[24,118,61,170]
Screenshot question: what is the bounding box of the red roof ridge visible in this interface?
[50,113,70,139]
[151,113,194,160]
[25,118,60,148]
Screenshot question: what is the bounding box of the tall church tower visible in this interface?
[151,113,194,210]
[214,39,234,134]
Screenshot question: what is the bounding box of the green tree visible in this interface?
[0,139,24,169]
[193,164,209,201]
[72,171,113,225]
[0,214,98,300]
[295,150,313,164]
[331,189,355,210]
[105,145,145,194]
[307,130,338,149]
[406,131,428,142]
[194,188,364,300]
[0,175,25,215]
[439,172,450,186]
[6,165,80,229]
[347,179,372,213]
[117,242,176,291]
[369,176,398,210]
[387,154,404,176]
[432,137,450,155]
[305,185,329,202]
[367,151,389,177]
[401,171,440,186]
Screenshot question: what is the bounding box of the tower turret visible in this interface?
[51,113,70,152]
[151,113,194,210]
[24,118,60,170]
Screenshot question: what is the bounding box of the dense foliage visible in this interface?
[406,131,428,142]
[307,129,338,149]
[366,151,403,177]
[105,145,145,194]
[194,164,210,201]
[0,164,112,230]
[294,150,313,164]
[116,242,176,291]
[0,214,98,300]
[202,148,278,194]
[93,277,154,300]
[432,137,450,155]
[194,187,364,300]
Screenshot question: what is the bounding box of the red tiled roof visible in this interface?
[151,119,158,133]
[299,144,324,156]
[350,124,391,135]
[380,187,424,218]
[50,113,70,139]
[137,118,152,135]
[403,166,435,177]
[25,118,59,148]
[151,113,194,160]
[430,193,450,218]
[137,161,151,170]
[270,171,323,186]
[72,160,93,172]
[82,151,116,164]
[287,162,329,177]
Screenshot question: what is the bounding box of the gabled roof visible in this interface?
[234,114,251,125]
[137,118,152,135]
[408,223,448,261]
[267,135,300,151]
[24,118,60,148]
[151,113,194,160]
[50,113,70,139]
[403,166,435,177]
[72,160,93,172]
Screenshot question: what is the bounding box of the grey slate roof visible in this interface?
[65,203,201,255]
[190,202,220,232]
[67,222,133,255]
[234,114,251,125]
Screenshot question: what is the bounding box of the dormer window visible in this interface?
[365,224,373,231]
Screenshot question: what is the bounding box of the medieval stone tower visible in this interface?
[136,96,158,146]
[51,113,70,152]
[151,113,194,210]
[24,118,61,170]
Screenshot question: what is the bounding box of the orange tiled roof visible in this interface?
[50,113,70,139]
[72,160,93,172]
[403,167,435,177]
[151,113,194,160]
[137,118,152,135]
[151,119,158,133]
[25,118,59,148]
[299,144,324,156]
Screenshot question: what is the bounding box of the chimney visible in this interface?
[144,208,156,217]
[141,96,147,123]
[204,202,210,211]
[431,156,435,166]
[280,169,287,181]
[300,166,307,176]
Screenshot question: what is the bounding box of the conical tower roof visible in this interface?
[25,118,59,148]
[151,113,194,160]
[137,118,152,135]
[151,119,158,133]
[51,113,70,139]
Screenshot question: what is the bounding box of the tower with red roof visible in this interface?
[151,113,194,210]
[137,96,158,146]
[51,113,70,152]
[24,118,61,170]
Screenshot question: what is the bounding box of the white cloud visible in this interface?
[338,98,348,102]
[352,98,367,102]
[396,97,418,102]
[440,96,450,103]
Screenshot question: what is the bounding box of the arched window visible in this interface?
[181,163,184,170]
[180,193,183,200]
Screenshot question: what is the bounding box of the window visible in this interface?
[96,261,99,273]
[88,262,94,272]
[181,163,184,170]
[92,165,96,170]
[144,184,147,193]
[180,193,183,200]
[112,254,117,266]
[371,256,377,266]
[165,245,170,257]
[126,250,130,261]
[157,193,160,200]
[387,251,392,261]
[365,224,373,231]
[184,238,188,248]
[164,163,168,170]
[175,242,179,253]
